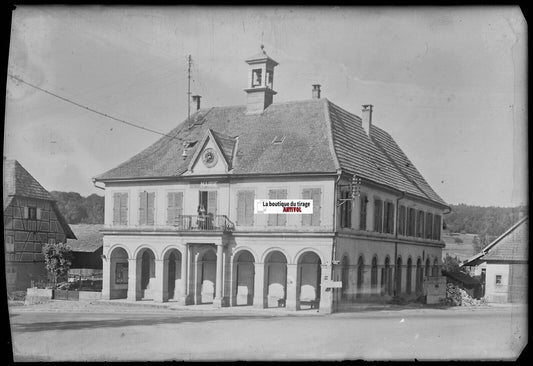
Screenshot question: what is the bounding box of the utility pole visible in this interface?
[187,54,192,129]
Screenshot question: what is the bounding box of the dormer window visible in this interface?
[272,135,286,144]
[252,69,262,87]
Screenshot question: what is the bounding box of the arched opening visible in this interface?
[371,256,378,295]
[109,247,129,299]
[199,250,216,304]
[297,252,322,309]
[356,256,364,298]
[406,257,413,295]
[264,251,287,308]
[341,256,350,301]
[138,248,156,300]
[234,250,255,306]
[395,257,402,296]
[164,249,182,301]
[382,256,392,296]
[416,258,423,295]
[432,258,439,277]
[425,258,431,277]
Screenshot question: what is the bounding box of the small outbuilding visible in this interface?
[443,270,482,299]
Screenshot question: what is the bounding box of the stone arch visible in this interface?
[108,244,131,259]
[396,255,403,295]
[232,246,260,263]
[356,255,365,297]
[371,255,379,293]
[416,257,423,295]
[134,247,157,300]
[383,255,393,295]
[232,249,255,306]
[406,256,413,295]
[296,251,322,310]
[264,250,288,308]
[293,248,325,266]
[108,246,130,299]
[133,245,160,261]
[161,245,184,260]
[261,247,290,264]
[162,247,183,301]
[197,248,217,304]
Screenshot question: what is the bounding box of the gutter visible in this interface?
[92,178,105,190]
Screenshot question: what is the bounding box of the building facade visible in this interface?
[3,158,76,292]
[94,48,449,312]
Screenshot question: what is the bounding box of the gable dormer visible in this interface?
[186,129,237,175]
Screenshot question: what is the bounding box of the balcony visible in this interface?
[170,215,235,232]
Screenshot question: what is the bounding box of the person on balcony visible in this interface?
[197,205,206,229]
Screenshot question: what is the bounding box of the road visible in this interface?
[8,304,527,361]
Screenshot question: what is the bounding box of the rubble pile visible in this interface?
[445,283,484,306]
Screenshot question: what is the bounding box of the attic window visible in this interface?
[272,135,286,144]
[184,141,197,149]
[405,163,411,167]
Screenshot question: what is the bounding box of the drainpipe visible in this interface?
[393,191,406,297]
[330,169,342,309]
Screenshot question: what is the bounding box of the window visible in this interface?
[268,189,287,226]
[113,193,129,226]
[398,205,406,235]
[384,201,394,234]
[406,258,413,295]
[416,210,425,238]
[371,256,378,290]
[433,215,442,240]
[139,191,155,226]
[425,258,431,277]
[199,191,217,216]
[396,257,403,295]
[356,256,364,297]
[237,190,255,226]
[302,188,321,226]
[425,213,434,239]
[25,206,37,220]
[495,275,502,285]
[340,191,352,228]
[359,194,368,230]
[252,68,262,87]
[432,258,439,276]
[5,236,14,252]
[167,192,184,225]
[407,208,416,237]
[115,262,128,284]
[374,199,383,232]
[266,70,273,88]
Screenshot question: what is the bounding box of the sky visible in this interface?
[4,6,528,207]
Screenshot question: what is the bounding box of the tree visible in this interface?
[442,254,463,273]
[42,242,73,287]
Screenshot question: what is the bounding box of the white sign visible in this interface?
[254,199,313,214]
[323,280,343,288]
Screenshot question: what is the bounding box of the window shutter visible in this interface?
[120,193,128,225]
[245,190,254,226]
[36,208,42,220]
[139,191,147,225]
[167,192,175,225]
[113,194,121,225]
[207,191,217,216]
[311,188,321,226]
[23,206,29,219]
[278,189,287,226]
[176,192,183,217]
[237,191,245,226]
[147,192,155,225]
[268,189,276,226]
[301,189,311,226]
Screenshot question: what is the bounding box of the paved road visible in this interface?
[8,304,527,361]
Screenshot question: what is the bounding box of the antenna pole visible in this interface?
[187,54,192,128]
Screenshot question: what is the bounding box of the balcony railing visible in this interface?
[170,215,235,232]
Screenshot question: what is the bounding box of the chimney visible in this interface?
[361,104,373,136]
[312,84,321,99]
[192,95,201,111]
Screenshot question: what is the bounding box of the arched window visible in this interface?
[425,258,431,277]
[406,257,412,295]
[396,257,402,296]
[371,256,378,292]
[433,258,439,277]
[341,256,349,301]
[416,258,423,294]
[356,256,364,297]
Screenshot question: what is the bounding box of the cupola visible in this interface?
[244,45,278,115]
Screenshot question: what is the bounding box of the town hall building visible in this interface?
[94,47,449,313]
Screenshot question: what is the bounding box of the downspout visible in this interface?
[330,169,342,310]
[393,191,406,297]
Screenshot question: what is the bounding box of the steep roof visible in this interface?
[462,216,529,266]
[3,158,53,209]
[3,158,76,240]
[67,224,104,253]
[94,98,447,207]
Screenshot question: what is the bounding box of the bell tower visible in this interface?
[244,45,278,115]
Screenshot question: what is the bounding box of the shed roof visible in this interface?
[67,224,104,253]
[94,99,447,207]
[443,270,481,286]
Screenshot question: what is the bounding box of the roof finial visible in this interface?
[260,44,265,54]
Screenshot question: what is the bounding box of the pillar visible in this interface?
[253,262,265,308]
[127,258,140,301]
[153,259,168,303]
[101,255,111,300]
[213,244,224,307]
[286,263,298,311]
[319,264,333,313]
[178,246,189,305]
